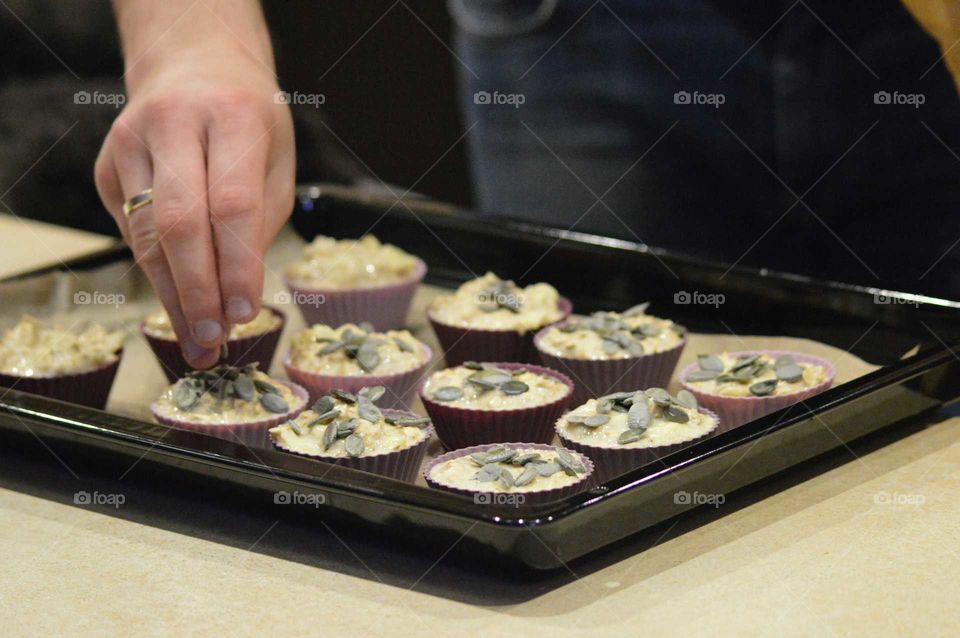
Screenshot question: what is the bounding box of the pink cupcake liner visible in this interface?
[142,306,286,383]
[678,351,837,429]
[284,259,426,331]
[424,442,594,505]
[419,362,574,449]
[282,343,433,411]
[150,380,308,449]
[271,410,434,483]
[0,350,122,410]
[428,297,572,367]
[534,326,687,405]
[556,408,720,484]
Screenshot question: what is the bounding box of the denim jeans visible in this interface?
[449,0,960,293]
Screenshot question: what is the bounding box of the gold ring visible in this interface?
[122,188,153,217]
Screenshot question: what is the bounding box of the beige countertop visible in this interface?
[1,220,959,637]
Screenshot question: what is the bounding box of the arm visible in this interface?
[902,0,960,90]
[95,0,295,368]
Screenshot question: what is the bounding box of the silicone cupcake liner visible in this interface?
[282,343,432,411]
[419,362,574,449]
[556,408,720,484]
[151,380,308,449]
[423,442,594,505]
[142,306,286,383]
[0,351,122,410]
[678,351,837,429]
[428,297,573,366]
[534,326,687,405]
[284,259,426,331]
[271,410,434,483]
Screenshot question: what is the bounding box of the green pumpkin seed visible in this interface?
[322,421,338,450]
[484,448,517,464]
[500,380,529,395]
[663,405,689,423]
[618,430,643,445]
[686,369,720,382]
[511,452,541,466]
[344,434,364,457]
[254,379,279,395]
[174,382,201,410]
[332,389,357,403]
[318,340,344,355]
[498,468,515,488]
[308,408,340,427]
[627,401,651,431]
[515,465,538,486]
[357,396,381,423]
[675,390,697,410]
[698,354,724,372]
[750,379,778,396]
[312,395,336,415]
[622,302,650,317]
[536,462,561,477]
[260,392,289,414]
[583,414,611,428]
[355,342,381,373]
[233,374,255,400]
[475,463,501,483]
[775,363,804,383]
[394,337,414,353]
[432,386,463,402]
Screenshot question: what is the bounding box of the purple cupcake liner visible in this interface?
[678,351,837,429]
[284,259,426,331]
[150,380,308,448]
[0,351,122,410]
[420,362,574,449]
[424,442,594,505]
[282,342,433,411]
[428,297,572,367]
[556,408,720,484]
[142,305,286,383]
[534,326,687,405]
[271,410,434,483]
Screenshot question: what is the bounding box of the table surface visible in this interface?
[1,219,959,637]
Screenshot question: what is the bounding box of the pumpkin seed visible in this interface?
[511,452,541,466]
[357,322,375,333]
[308,408,339,427]
[663,405,689,423]
[463,361,483,370]
[312,395,335,415]
[357,396,381,423]
[556,452,583,476]
[622,302,650,317]
[686,369,720,382]
[774,354,796,369]
[337,418,358,438]
[500,380,529,395]
[583,414,611,428]
[775,363,804,383]
[469,452,489,466]
[359,385,386,402]
[385,415,431,428]
[536,462,561,477]
[698,354,724,372]
[254,379,279,395]
[432,386,463,402]
[233,374,255,400]
[627,401,651,431]
[750,379,778,396]
[618,430,643,445]
[515,465,538,486]
[322,421,338,450]
[475,463,501,483]
[484,448,517,464]
[355,342,381,372]
[675,390,697,410]
[174,382,200,410]
[318,340,344,355]
[260,392,289,414]
[332,389,357,403]
[344,434,364,457]
[498,468,515,488]
[647,388,673,407]
[394,337,414,353]
[637,324,661,338]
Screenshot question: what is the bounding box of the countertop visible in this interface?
[1,219,959,637]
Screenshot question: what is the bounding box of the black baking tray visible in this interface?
[2,183,960,570]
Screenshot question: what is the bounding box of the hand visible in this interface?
[95,47,295,369]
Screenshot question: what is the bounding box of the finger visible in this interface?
[108,122,219,369]
[148,121,226,348]
[207,114,268,323]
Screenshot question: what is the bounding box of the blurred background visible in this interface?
[2,0,960,297]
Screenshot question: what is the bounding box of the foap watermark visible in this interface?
[73,290,125,307]
[476,290,524,309]
[674,290,724,308]
[674,490,725,508]
[274,290,326,308]
[474,492,526,507]
[674,90,725,108]
[873,491,925,507]
[873,291,919,307]
[74,490,125,509]
[74,90,126,108]
[274,91,326,107]
[873,90,924,108]
[474,90,525,109]
[274,490,327,508]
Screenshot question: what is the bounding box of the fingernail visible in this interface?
[225,297,253,322]
[192,320,223,345]
[182,339,209,365]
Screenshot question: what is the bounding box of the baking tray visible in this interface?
[2,183,959,570]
